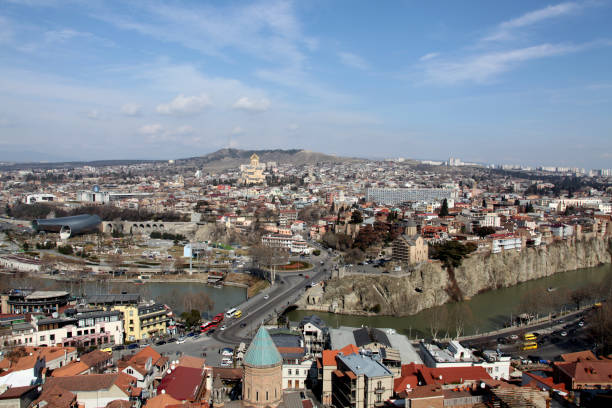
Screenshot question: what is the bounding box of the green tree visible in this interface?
[439,199,449,217]
[525,203,534,213]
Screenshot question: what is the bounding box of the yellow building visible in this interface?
[113,303,170,342]
[239,153,266,185]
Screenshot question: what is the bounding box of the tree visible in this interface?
[182,292,214,314]
[525,203,534,213]
[473,226,496,238]
[350,210,363,225]
[439,199,449,217]
[181,309,202,328]
[570,288,591,310]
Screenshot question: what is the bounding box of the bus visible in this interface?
[212,313,224,324]
[225,308,237,318]
[201,321,216,333]
[524,333,536,341]
[522,341,538,351]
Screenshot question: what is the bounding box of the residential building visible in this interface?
[298,315,327,356]
[332,352,394,408]
[419,341,511,381]
[489,233,522,254]
[366,188,457,206]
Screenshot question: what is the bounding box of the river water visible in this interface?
[287,264,612,338]
[23,276,247,317]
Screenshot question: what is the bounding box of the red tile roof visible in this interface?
[419,366,491,385]
[157,366,204,401]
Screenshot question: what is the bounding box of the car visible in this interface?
[206,329,215,336]
[298,273,303,276]
[578,321,585,327]
[263,294,269,300]
[497,337,508,344]
[220,325,227,331]
[240,322,247,328]
[222,348,233,356]
[140,342,151,348]
[509,334,519,341]
[113,345,125,351]
[177,337,186,344]
[187,332,196,337]
[127,343,139,349]
[101,347,112,354]
[560,331,567,337]
[304,275,309,279]
[167,338,178,343]
[155,339,167,346]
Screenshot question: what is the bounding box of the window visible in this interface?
[77,331,82,336]
[256,392,258,402]
[127,368,133,375]
[66,332,72,338]
[288,380,292,388]
[39,335,45,341]
[288,369,292,375]
[50,334,55,341]
[266,391,268,401]
[296,369,299,375]
[295,380,299,388]
[376,394,381,403]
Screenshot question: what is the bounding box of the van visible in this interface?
[225,308,237,318]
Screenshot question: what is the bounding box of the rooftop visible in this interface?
[337,353,392,378]
[243,326,282,368]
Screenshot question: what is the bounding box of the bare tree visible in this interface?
[182,292,214,314]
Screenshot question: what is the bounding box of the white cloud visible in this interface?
[287,123,299,131]
[423,42,596,85]
[121,103,142,116]
[156,93,211,116]
[338,51,369,70]
[138,123,164,135]
[485,2,582,42]
[232,126,244,135]
[419,52,439,61]
[232,96,270,112]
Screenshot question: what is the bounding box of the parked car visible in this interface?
[220,325,227,331]
[127,343,139,349]
[167,338,178,343]
[240,322,247,328]
[177,337,186,344]
[113,345,125,351]
[155,339,167,346]
[263,294,269,300]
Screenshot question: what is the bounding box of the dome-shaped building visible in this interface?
[242,326,283,408]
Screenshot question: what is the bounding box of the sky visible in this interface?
[0,0,611,168]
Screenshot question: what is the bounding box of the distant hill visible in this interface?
[177,148,362,169]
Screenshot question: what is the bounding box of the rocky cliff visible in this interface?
[297,237,612,316]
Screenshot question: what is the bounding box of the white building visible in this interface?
[419,340,511,381]
[25,194,56,204]
[482,213,501,228]
[5,310,123,348]
[490,234,522,253]
[365,188,458,206]
[261,234,310,254]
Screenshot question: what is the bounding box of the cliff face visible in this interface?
[300,237,611,316]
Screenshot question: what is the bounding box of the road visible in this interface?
[214,249,335,345]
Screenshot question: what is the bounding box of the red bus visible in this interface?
[212,313,224,324]
[201,321,216,333]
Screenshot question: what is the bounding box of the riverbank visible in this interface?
[296,236,611,317]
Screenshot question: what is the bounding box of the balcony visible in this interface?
[374,386,385,394]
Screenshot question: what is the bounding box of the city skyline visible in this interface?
[1,0,612,167]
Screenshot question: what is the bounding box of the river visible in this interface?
[22,276,247,317]
[287,263,612,338]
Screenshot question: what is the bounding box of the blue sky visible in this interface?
[0,0,611,168]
